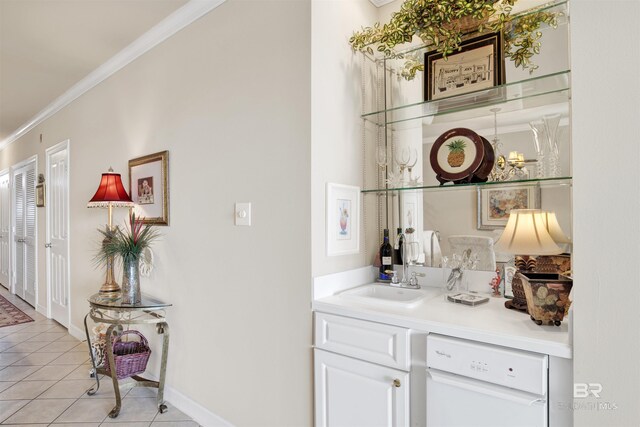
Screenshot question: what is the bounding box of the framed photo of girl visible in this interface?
[129,150,169,225]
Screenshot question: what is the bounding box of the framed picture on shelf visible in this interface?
[129,150,169,225]
[424,32,504,102]
[477,184,540,230]
[326,183,360,256]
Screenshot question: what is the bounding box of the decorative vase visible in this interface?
[121,257,141,305]
[529,120,547,178]
[543,114,561,178]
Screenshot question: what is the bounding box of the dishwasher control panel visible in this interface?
[427,334,548,395]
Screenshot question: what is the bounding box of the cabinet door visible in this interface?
[315,349,409,427]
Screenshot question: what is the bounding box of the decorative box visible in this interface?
[516,272,573,326]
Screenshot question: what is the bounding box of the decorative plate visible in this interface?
[429,128,491,185]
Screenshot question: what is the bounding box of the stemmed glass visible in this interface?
[406,148,418,184]
[395,147,411,185]
[376,145,388,170]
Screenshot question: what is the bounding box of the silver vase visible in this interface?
[121,257,141,304]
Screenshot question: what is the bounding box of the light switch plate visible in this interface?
[235,202,251,226]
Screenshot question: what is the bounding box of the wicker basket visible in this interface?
[104,330,151,379]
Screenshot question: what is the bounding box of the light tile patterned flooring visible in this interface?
[0,288,199,426]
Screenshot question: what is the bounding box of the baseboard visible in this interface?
[164,385,233,427]
[36,304,47,316]
[68,323,86,341]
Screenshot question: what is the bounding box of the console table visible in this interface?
[84,293,172,418]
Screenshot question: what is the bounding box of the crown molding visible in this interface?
[369,0,395,7]
[0,0,227,152]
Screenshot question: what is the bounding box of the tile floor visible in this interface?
[0,287,199,426]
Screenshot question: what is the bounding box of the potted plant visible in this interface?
[97,212,160,304]
[349,0,560,80]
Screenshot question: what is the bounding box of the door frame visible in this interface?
[10,155,37,302]
[45,140,71,324]
[0,168,11,291]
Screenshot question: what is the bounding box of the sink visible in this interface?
[340,283,439,308]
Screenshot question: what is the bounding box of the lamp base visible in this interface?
[99,281,121,297]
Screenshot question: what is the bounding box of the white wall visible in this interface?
[311,0,378,277]
[572,1,640,425]
[0,1,312,425]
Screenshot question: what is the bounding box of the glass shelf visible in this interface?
[362,176,572,194]
[362,70,570,126]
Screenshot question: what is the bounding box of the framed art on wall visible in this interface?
[35,183,45,207]
[326,183,360,256]
[129,150,169,225]
[424,32,504,101]
[477,184,540,230]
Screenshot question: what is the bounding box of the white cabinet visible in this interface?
[314,312,412,426]
[314,348,409,427]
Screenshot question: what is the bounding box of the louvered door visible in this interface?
[12,159,36,307]
[0,171,11,289]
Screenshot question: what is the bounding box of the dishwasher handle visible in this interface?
[427,368,547,407]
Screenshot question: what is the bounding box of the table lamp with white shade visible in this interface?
[494,209,564,311]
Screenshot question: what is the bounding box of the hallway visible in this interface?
[0,287,197,426]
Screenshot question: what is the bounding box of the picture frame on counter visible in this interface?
[129,150,169,225]
[476,183,540,230]
[424,31,504,102]
[326,183,360,256]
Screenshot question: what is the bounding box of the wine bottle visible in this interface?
[394,227,404,265]
[379,229,393,280]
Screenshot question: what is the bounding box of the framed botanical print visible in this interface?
[326,183,360,256]
[477,184,540,230]
[129,150,169,225]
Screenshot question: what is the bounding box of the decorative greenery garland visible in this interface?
[349,0,559,80]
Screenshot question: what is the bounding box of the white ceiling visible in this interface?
[0,0,189,141]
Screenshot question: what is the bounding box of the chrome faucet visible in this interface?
[389,230,422,289]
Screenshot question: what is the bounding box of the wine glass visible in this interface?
[395,147,411,184]
[406,148,418,181]
[376,145,388,170]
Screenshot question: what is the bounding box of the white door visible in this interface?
[46,141,70,327]
[12,158,37,307]
[0,170,10,289]
[314,349,409,427]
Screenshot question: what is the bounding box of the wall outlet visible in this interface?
[235,202,251,226]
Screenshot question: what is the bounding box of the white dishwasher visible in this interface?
[426,334,548,427]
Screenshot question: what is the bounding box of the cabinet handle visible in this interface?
[393,379,401,388]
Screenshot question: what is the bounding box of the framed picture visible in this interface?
[477,184,540,230]
[326,183,360,256]
[424,32,504,101]
[35,184,45,207]
[129,150,169,225]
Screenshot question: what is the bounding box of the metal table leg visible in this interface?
[156,321,170,413]
[84,313,100,395]
[105,324,122,418]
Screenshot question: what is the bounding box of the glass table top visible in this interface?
[88,293,172,310]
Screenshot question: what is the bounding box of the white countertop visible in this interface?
[312,268,572,359]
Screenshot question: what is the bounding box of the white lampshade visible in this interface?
[494,209,563,255]
[540,211,571,244]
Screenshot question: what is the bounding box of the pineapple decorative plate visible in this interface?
[430,127,494,185]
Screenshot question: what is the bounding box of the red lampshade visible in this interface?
[87,171,134,208]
